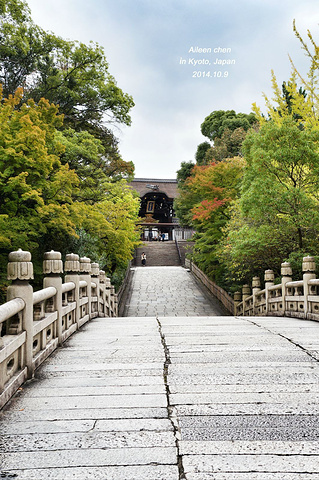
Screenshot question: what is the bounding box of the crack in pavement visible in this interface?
[156,317,187,480]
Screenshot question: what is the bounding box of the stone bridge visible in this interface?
[1,250,319,478]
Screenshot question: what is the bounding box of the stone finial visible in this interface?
[303,256,316,273]
[91,263,100,277]
[80,256,91,274]
[252,276,261,289]
[281,262,292,277]
[99,270,106,284]
[105,277,111,288]
[242,284,251,296]
[65,253,80,273]
[7,249,34,281]
[43,250,63,275]
[264,269,275,282]
[233,291,241,302]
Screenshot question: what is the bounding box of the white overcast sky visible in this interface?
[27,0,319,179]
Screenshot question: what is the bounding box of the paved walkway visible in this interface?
[125,266,225,316]
[1,268,319,478]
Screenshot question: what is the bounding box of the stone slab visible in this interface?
[30,374,165,388]
[40,362,164,372]
[0,446,178,469]
[167,372,319,385]
[179,440,319,455]
[186,474,319,480]
[176,403,319,415]
[169,352,312,363]
[170,391,319,405]
[0,465,179,480]
[7,393,167,410]
[0,430,175,452]
[20,384,166,397]
[0,417,173,435]
[182,454,319,473]
[0,407,168,422]
[170,382,319,393]
[36,368,164,378]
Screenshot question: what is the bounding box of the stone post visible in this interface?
[99,270,107,317]
[242,284,251,315]
[105,276,112,317]
[252,276,261,315]
[65,253,80,328]
[91,262,100,317]
[43,250,63,346]
[303,256,316,316]
[110,286,116,317]
[7,249,34,378]
[264,269,275,315]
[233,291,241,315]
[80,257,92,321]
[281,261,292,315]
[114,293,118,317]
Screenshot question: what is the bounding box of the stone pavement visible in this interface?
[1,267,319,478]
[125,266,226,317]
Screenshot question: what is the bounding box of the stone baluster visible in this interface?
[233,291,241,315]
[7,249,34,378]
[242,284,251,316]
[303,256,316,316]
[110,285,116,317]
[80,257,92,320]
[252,276,261,315]
[105,276,112,316]
[43,250,63,346]
[65,253,80,327]
[114,293,118,317]
[264,269,275,315]
[99,270,107,316]
[91,262,100,317]
[281,262,292,315]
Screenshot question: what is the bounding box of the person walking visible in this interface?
[141,252,146,266]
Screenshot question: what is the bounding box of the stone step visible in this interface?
[136,241,181,266]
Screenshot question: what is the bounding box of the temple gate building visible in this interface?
[129,178,194,241]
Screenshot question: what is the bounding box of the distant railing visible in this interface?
[234,256,319,321]
[116,262,133,317]
[186,256,319,322]
[175,238,182,265]
[0,249,117,409]
[185,259,234,314]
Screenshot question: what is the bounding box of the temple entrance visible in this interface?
[140,192,174,223]
[139,191,175,240]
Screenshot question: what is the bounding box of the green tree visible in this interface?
[0,87,79,278]
[205,127,248,162]
[201,110,256,142]
[0,0,135,179]
[0,87,140,293]
[195,141,211,165]
[176,160,195,186]
[218,69,319,287]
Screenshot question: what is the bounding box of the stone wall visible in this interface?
[186,259,234,314]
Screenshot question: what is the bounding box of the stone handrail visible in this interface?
[186,259,234,314]
[0,249,117,409]
[235,256,319,320]
[175,237,182,265]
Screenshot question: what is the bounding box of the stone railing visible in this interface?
[0,249,117,409]
[186,259,234,314]
[235,256,319,320]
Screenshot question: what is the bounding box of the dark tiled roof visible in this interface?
[129,178,178,199]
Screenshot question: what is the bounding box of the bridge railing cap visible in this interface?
[7,249,34,281]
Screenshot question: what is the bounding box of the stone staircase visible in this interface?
[135,241,181,266]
